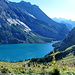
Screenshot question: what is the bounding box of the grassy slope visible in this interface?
[0,50,75,75]
[0,61,74,75]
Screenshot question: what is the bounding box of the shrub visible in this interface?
[50,68,60,75]
[1,67,10,73]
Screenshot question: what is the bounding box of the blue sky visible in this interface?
[9,0,75,21]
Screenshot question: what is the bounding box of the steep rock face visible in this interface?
[10,1,69,40]
[50,27,75,62]
[55,27,75,51]
[0,0,69,44]
[0,0,51,44]
[10,1,53,24]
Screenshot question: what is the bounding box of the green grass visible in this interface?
[0,59,75,75]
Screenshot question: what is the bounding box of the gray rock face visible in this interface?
[10,1,69,40]
[0,0,69,44]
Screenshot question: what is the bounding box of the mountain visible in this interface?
[61,21,72,31]
[52,17,67,23]
[0,0,69,44]
[32,27,75,63]
[9,1,69,39]
[55,27,75,51]
[53,27,75,64]
[52,17,73,30]
[9,1,59,24]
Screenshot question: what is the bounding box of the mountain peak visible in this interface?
[20,1,39,8]
[20,1,31,5]
[5,0,9,3]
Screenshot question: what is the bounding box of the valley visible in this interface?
[0,0,75,75]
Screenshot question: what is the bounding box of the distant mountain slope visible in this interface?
[0,0,69,44]
[52,17,73,30]
[61,21,72,31]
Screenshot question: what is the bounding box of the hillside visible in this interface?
[33,27,75,64]
[52,27,75,63]
[55,27,75,51]
[9,1,69,40]
[0,0,69,44]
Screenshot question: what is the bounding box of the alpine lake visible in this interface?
[0,43,54,62]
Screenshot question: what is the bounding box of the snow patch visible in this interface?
[7,18,20,25]
[0,23,1,28]
[16,19,31,32]
[23,10,36,19]
[0,25,1,28]
[7,18,31,32]
[28,13,36,19]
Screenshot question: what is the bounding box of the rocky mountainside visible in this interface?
[55,27,75,51]
[0,0,69,44]
[10,1,58,24]
[9,1,69,40]
[53,27,75,63]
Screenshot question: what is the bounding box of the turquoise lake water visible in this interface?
[0,43,54,62]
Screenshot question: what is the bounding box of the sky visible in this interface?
[9,0,75,21]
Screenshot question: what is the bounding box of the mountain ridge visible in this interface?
[52,17,74,30]
[9,1,69,39]
[0,0,69,44]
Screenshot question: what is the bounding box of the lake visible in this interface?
[0,43,54,62]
